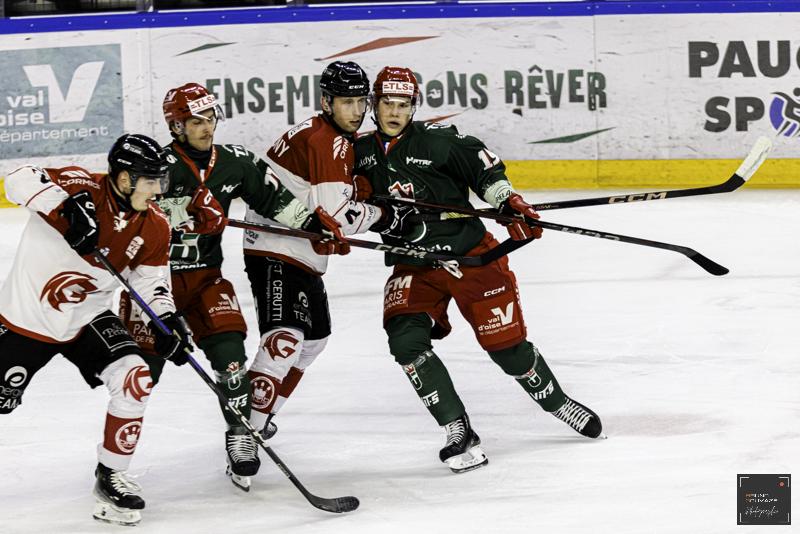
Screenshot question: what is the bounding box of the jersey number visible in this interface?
[478,149,501,170]
[264,166,281,189]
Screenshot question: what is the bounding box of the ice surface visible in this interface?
[0,190,797,533]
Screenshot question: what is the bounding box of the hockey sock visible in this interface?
[274,366,304,411]
[248,370,280,430]
[386,314,465,425]
[487,340,536,376]
[509,345,567,412]
[98,355,151,470]
[200,332,251,426]
[401,350,465,426]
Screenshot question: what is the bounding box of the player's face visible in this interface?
[117,171,168,212]
[328,95,369,133]
[183,109,217,151]
[376,96,413,137]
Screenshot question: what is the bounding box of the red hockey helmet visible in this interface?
[162,82,224,133]
[372,66,420,105]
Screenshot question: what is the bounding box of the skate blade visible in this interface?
[444,445,489,474]
[93,501,142,526]
[226,465,251,492]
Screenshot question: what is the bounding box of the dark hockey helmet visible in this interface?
[162,82,224,134]
[107,133,170,191]
[372,66,420,105]
[319,61,370,99]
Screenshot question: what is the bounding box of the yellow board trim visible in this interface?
[0,178,13,208]
[505,158,800,189]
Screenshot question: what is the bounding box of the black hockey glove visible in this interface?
[371,203,418,239]
[60,191,99,255]
[152,312,193,365]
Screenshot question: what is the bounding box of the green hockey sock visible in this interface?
[200,332,251,426]
[401,350,465,426]
[513,345,567,412]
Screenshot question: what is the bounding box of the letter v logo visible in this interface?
[23,61,104,123]
[491,302,514,325]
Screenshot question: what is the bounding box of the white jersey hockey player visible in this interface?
[244,61,405,441]
[0,134,192,526]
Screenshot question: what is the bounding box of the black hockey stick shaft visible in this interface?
[228,218,530,266]
[92,251,359,514]
[374,198,728,276]
[531,136,772,210]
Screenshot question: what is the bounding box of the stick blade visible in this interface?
[735,136,773,182]
[688,251,729,276]
[313,495,360,513]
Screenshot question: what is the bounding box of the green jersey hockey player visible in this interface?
[119,82,345,491]
[354,66,604,474]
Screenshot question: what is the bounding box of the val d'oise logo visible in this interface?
[8,61,103,126]
[0,45,123,158]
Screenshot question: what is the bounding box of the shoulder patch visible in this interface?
[220,144,251,159]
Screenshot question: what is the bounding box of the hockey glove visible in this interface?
[301,207,351,255]
[499,193,543,241]
[60,191,99,255]
[178,185,227,235]
[152,312,193,365]
[352,175,373,202]
[371,203,418,239]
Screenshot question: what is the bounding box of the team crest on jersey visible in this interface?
[265,330,299,359]
[113,214,128,232]
[388,181,415,198]
[123,366,153,402]
[40,272,99,311]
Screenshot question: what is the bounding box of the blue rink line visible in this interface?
[0,0,799,34]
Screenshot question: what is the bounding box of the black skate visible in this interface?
[225,426,261,492]
[260,414,278,441]
[93,463,144,526]
[438,414,488,474]
[552,397,605,439]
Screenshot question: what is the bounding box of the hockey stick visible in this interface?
[533,135,772,210]
[92,251,359,514]
[372,197,728,276]
[228,218,533,267]
[406,135,773,220]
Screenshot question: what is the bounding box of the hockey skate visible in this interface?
[92,463,145,527]
[439,414,488,474]
[225,426,261,492]
[552,397,605,439]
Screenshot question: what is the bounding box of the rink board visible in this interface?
[0,0,798,196]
